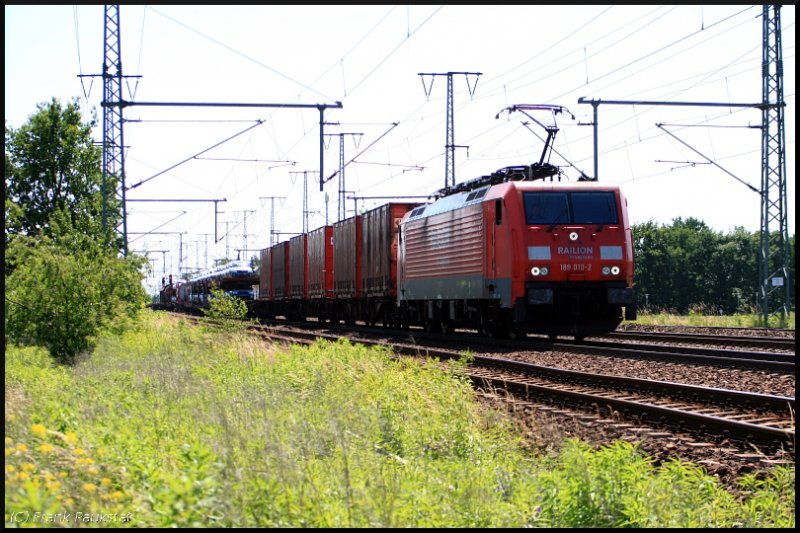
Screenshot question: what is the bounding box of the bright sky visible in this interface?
[5,5,795,291]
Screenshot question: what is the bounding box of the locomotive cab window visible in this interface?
[495,199,502,225]
[523,191,618,225]
[571,192,618,224]
[523,192,569,225]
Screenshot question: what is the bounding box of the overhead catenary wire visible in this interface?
[96,5,789,281]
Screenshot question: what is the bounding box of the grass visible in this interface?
[4,312,795,527]
[627,311,795,330]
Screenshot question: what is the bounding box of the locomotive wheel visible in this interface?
[487,324,504,339]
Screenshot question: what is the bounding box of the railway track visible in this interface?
[467,357,794,446]
[598,330,796,351]
[167,312,796,476]
[238,320,796,448]
[540,338,794,372]
[358,327,795,372]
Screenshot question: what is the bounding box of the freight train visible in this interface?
[156,260,258,309]
[159,163,636,339]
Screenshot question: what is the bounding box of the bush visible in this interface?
[201,289,251,333]
[4,236,148,364]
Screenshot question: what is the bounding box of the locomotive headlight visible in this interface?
[611,266,620,275]
[602,266,610,276]
[540,267,549,276]
[531,266,541,276]
[569,231,579,241]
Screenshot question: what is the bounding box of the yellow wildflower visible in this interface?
[15,443,28,453]
[5,448,11,457]
[110,491,124,501]
[38,443,54,453]
[17,472,30,481]
[63,432,77,445]
[21,463,36,472]
[60,472,68,478]
[74,448,86,456]
[6,465,15,473]
[88,467,99,476]
[4,437,12,444]
[83,483,97,494]
[101,477,112,488]
[31,424,47,438]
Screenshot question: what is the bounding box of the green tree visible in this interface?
[5,213,149,364]
[632,220,672,311]
[4,97,123,254]
[633,219,793,315]
[709,227,759,313]
[5,98,148,363]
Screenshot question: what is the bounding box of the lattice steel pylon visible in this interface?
[102,3,128,255]
[758,4,791,324]
[418,72,481,189]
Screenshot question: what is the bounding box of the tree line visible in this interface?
[632,218,795,315]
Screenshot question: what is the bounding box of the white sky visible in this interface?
[5,5,795,291]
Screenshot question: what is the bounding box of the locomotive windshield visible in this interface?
[523,191,618,225]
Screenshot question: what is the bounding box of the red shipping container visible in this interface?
[271,241,289,300]
[361,203,419,298]
[258,246,272,300]
[307,226,334,299]
[333,215,362,298]
[289,234,308,299]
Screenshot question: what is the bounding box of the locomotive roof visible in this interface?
[404,180,621,222]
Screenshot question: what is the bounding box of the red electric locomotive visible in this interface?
[397,164,636,339]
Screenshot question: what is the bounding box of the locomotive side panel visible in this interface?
[289,234,308,299]
[401,202,488,301]
[308,226,334,299]
[362,203,418,298]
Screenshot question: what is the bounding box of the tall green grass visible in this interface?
[628,311,795,329]
[5,313,794,527]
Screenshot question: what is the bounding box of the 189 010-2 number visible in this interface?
[560,263,592,272]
